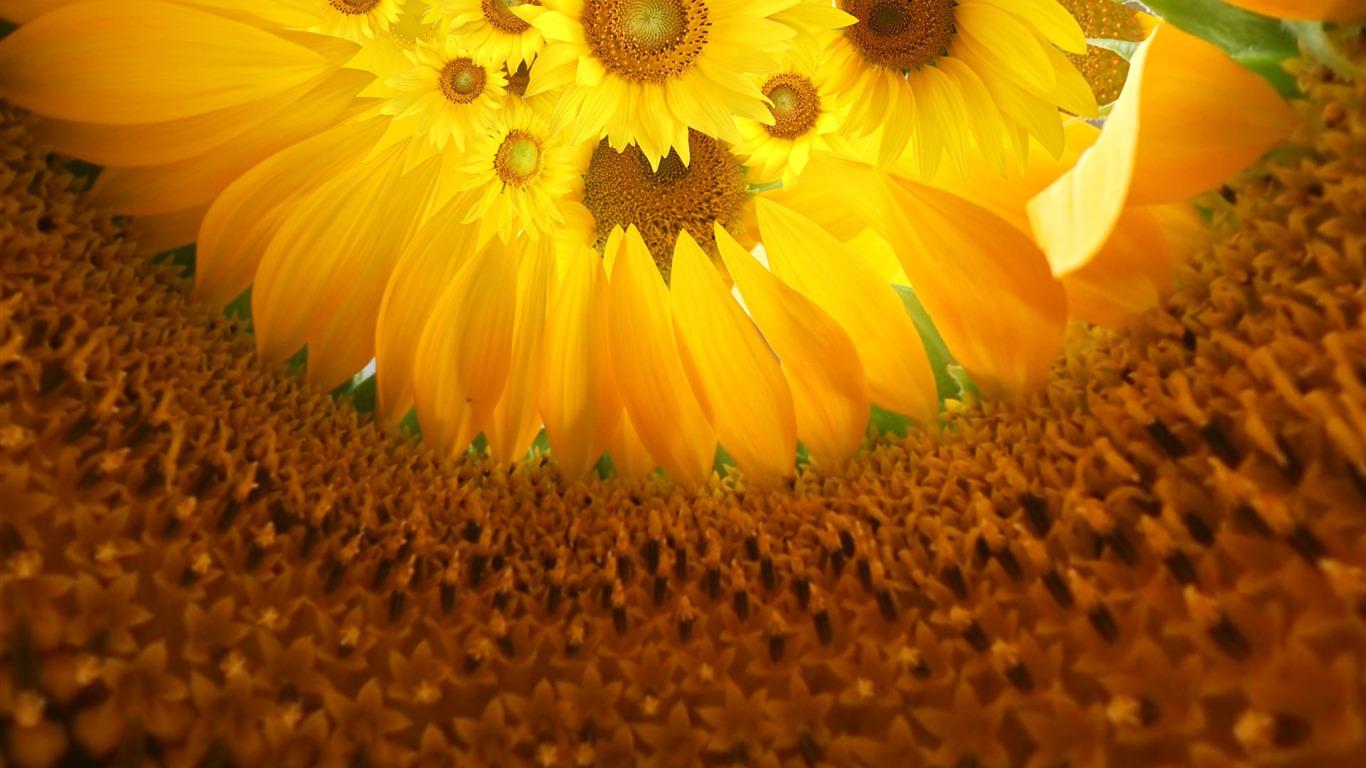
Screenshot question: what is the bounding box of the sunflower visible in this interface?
[732,46,850,186]
[825,0,1098,175]
[432,0,548,69]
[513,0,851,166]
[315,0,403,42]
[382,38,507,150]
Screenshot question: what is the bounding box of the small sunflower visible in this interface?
[733,46,849,186]
[433,0,548,69]
[826,0,1098,175]
[514,0,848,167]
[314,0,403,42]
[383,38,507,150]
[451,100,586,244]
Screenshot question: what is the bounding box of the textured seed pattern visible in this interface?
[4,53,1366,767]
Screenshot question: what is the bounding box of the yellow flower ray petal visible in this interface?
[539,247,623,481]
[194,115,388,310]
[671,231,798,485]
[411,239,521,456]
[756,199,938,426]
[0,0,330,124]
[374,195,481,424]
[715,225,869,468]
[606,226,717,486]
[1028,23,1294,274]
[486,236,557,464]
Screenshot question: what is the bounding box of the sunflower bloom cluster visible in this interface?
[0,0,1311,487]
[5,39,1366,761]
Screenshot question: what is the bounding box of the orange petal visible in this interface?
[195,115,387,310]
[606,226,716,486]
[539,247,623,481]
[1028,23,1294,274]
[411,239,520,457]
[757,199,938,425]
[715,225,869,468]
[671,231,797,485]
[374,195,481,424]
[486,236,557,464]
[1222,0,1366,21]
[0,0,329,123]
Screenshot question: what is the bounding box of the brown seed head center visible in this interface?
[763,74,821,139]
[582,0,709,83]
[581,130,747,280]
[842,0,956,71]
[329,0,382,15]
[482,0,539,34]
[440,58,487,104]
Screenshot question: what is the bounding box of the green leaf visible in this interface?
[152,244,195,277]
[397,407,422,440]
[713,443,737,478]
[593,451,617,480]
[284,345,307,374]
[1087,37,1140,61]
[868,404,912,439]
[892,284,974,403]
[224,286,253,330]
[1138,0,1301,97]
[331,372,376,414]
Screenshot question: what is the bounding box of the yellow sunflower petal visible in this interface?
[715,225,869,468]
[411,239,520,456]
[539,247,623,481]
[87,68,370,217]
[374,195,481,424]
[195,115,388,310]
[606,226,717,486]
[486,237,557,464]
[757,199,938,425]
[0,0,329,124]
[1028,23,1294,274]
[250,144,438,389]
[671,231,797,485]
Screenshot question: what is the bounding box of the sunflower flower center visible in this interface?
[842,0,956,71]
[581,130,747,279]
[482,0,538,34]
[440,58,487,104]
[329,0,382,14]
[495,130,543,186]
[763,74,821,139]
[581,0,709,83]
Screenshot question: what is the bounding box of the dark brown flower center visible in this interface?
[762,74,821,139]
[581,131,747,279]
[581,0,709,83]
[439,58,487,104]
[482,0,539,34]
[329,0,382,15]
[841,0,956,71]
